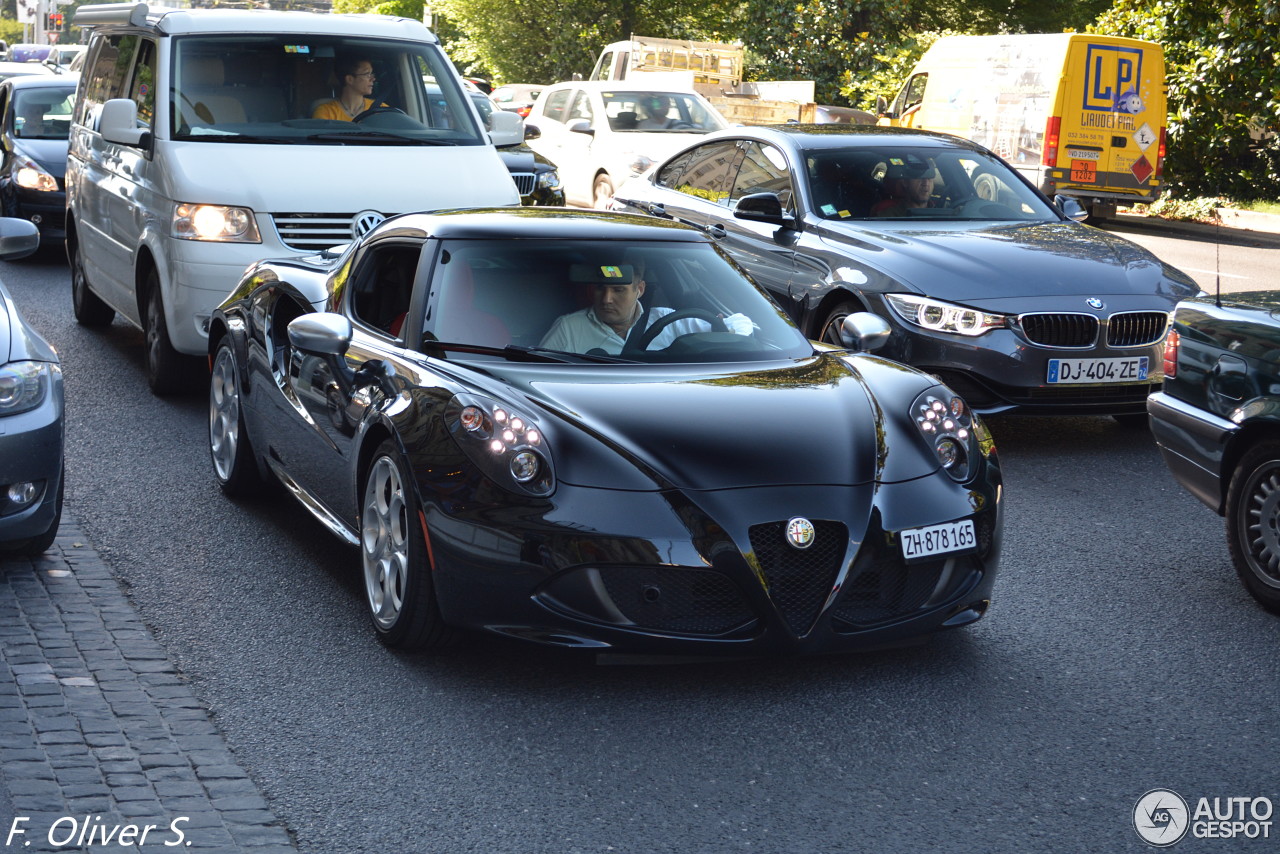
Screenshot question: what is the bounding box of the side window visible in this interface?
[655,150,694,189]
[899,73,928,113]
[77,34,136,128]
[541,89,570,124]
[730,142,794,213]
[348,242,422,339]
[567,90,593,125]
[127,39,157,129]
[673,140,739,205]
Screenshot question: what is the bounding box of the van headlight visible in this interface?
[172,203,261,243]
[12,154,57,192]
[885,294,1006,336]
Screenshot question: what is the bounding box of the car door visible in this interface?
[554,88,598,205]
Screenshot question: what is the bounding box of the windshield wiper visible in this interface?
[305,131,456,145]
[508,345,638,364]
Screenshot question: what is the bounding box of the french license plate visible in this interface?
[1047,356,1149,384]
[899,519,977,562]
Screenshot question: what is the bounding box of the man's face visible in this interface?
[899,175,934,206]
[644,98,669,118]
[593,279,646,332]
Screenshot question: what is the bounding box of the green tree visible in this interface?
[1093,0,1280,200]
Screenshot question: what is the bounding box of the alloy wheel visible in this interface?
[1241,462,1280,589]
[362,456,410,630]
[208,347,240,482]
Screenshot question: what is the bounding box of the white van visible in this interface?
[66,2,522,393]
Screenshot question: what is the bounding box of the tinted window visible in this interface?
[730,142,794,214]
[77,34,137,128]
[128,39,157,129]
[540,89,570,124]
[349,242,421,339]
[672,141,739,205]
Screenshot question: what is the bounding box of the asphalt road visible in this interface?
[4,226,1279,852]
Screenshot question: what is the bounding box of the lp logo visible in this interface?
[1083,44,1144,112]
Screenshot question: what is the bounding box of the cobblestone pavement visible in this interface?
[1,516,297,853]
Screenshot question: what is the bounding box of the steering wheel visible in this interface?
[353,106,407,122]
[666,120,695,129]
[627,308,727,351]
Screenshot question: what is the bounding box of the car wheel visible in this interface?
[15,470,62,556]
[143,272,200,396]
[360,439,453,650]
[817,301,859,346]
[209,339,262,496]
[1226,440,1280,614]
[592,173,615,210]
[70,238,114,327]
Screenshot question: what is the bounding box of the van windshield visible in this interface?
[170,35,485,145]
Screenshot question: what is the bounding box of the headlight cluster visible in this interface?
[912,389,977,481]
[537,170,561,189]
[0,361,52,416]
[446,393,554,496]
[12,154,57,192]
[172,203,261,243]
[885,294,1006,337]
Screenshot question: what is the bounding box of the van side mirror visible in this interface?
[876,95,889,116]
[1054,195,1089,222]
[734,192,795,228]
[838,312,891,352]
[100,98,148,147]
[488,109,523,147]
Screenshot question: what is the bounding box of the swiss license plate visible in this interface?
[899,519,977,562]
[1047,356,1149,384]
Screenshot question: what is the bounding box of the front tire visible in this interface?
[592,173,615,210]
[70,238,114,327]
[361,440,453,650]
[143,272,200,396]
[209,339,262,496]
[817,301,858,346]
[1225,440,1280,614]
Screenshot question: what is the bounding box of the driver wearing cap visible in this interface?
[871,156,938,217]
[635,94,673,130]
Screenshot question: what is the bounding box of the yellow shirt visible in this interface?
[311,97,376,121]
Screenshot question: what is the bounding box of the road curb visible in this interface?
[1112,210,1280,248]
[1,515,298,853]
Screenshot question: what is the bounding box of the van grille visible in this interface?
[1107,311,1168,347]
[271,212,397,250]
[510,173,535,196]
[1017,313,1098,347]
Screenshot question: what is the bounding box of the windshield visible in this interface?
[170,35,485,145]
[805,145,1058,221]
[603,91,726,132]
[12,86,75,139]
[423,238,811,364]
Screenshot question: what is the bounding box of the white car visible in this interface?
[525,80,727,208]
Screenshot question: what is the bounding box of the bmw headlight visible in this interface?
[12,154,57,192]
[537,169,561,189]
[885,294,1006,337]
[0,361,52,416]
[911,388,982,482]
[172,203,262,243]
[446,393,554,496]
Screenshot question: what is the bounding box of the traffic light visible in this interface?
[46,12,64,30]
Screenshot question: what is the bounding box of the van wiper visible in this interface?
[305,131,456,145]
[203,134,299,144]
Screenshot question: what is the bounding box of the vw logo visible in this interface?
[352,210,386,238]
[785,517,816,550]
[1086,297,1105,310]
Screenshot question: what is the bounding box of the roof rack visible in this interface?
[72,3,151,28]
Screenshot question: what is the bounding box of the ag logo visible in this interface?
[785,517,815,550]
[1134,789,1189,846]
[1086,297,1105,310]
[352,210,386,238]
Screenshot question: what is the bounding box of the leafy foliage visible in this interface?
[1092,0,1280,200]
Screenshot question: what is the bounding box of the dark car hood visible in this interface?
[0,283,57,363]
[818,219,1198,305]
[496,143,555,173]
[10,136,69,177]
[482,355,910,491]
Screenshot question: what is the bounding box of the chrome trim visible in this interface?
[266,458,360,545]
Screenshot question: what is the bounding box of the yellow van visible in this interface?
[878,33,1166,220]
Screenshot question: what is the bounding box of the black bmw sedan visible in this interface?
[612,125,1201,419]
[207,209,1003,656]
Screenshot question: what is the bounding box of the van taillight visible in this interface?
[1163,328,1179,378]
[1156,127,1167,178]
[1042,116,1061,167]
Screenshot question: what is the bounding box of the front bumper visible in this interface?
[423,469,1003,656]
[0,374,64,547]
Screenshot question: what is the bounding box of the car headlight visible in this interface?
[172,203,261,243]
[911,388,984,482]
[12,154,57,192]
[537,169,561,189]
[884,294,1006,337]
[0,361,52,416]
[446,393,554,496]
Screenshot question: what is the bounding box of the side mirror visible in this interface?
[1054,195,1089,222]
[488,109,523,147]
[838,312,892,352]
[876,95,888,115]
[734,192,794,228]
[0,217,39,261]
[523,122,541,142]
[100,98,148,147]
[568,119,594,136]
[288,313,352,357]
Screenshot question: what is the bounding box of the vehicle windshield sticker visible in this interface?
[821,204,837,215]
[601,265,624,278]
[838,210,851,218]
[889,158,904,165]
[284,45,311,54]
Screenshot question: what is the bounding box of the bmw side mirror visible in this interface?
[838,312,892,352]
[0,217,39,261]
[568,119,594,136]
[734,192,794,228]
[1055,195,1089,222]
[288,313,352,357]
